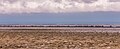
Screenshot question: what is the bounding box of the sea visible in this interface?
[0,12,120,24]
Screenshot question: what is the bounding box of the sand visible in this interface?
[0,28,120,49]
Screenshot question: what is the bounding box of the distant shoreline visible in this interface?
[0,24,120,28]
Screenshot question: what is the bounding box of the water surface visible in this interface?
[0,12,120,24]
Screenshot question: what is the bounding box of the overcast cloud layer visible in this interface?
[0,0,120,13]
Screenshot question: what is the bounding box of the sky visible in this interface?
[0,0,120,24]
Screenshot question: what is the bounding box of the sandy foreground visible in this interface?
[0,27,120,49]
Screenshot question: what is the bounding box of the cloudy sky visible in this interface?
[0,0,120,13]
[0,0,120,24]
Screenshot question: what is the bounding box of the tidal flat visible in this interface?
[0,28,120,49]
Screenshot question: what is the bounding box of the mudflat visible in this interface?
[0,27,120,49]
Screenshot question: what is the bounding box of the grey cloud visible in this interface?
[4,0,18,3]
[53,0,98,3]
[53,0,62,3]
[82,0,98,3]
